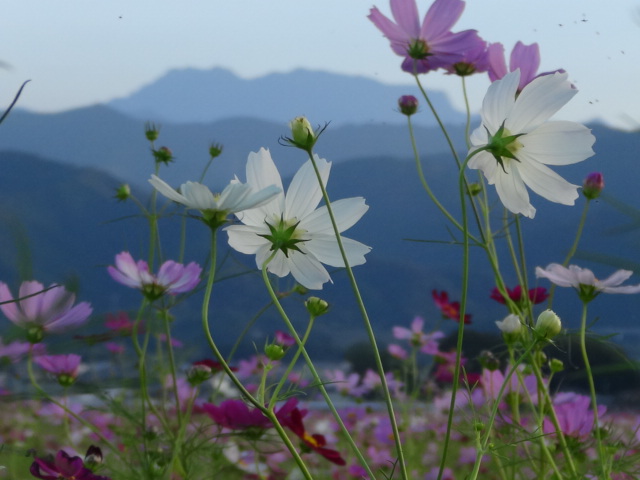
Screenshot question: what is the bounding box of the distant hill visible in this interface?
[106,67,466,127]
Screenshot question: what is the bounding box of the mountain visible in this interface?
[0,106,469,188]
[106,67,466,127]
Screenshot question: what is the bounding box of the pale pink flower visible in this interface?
[0,281,92,341]
[108,252,202,300]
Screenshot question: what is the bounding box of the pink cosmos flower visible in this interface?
[487,41,562,92]
[387,343,408,360]
[325,369,370,397]
[536,263,640,302]
[35,354,82,380]
[0,338,45,363]
[107,251,202,300]
[0,281,92,342]
[203,399,272,430]
[368,0,481,74]
[543,392,606,440]
[30,449,110,480]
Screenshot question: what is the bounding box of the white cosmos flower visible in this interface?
[536,263,640,296]
[225,148,371,290]
[149,175,280,228]
[468,70,595,218]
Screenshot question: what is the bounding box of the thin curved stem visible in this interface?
[305,150,405,480]
[260,257,377,480]
[200,229,314,480]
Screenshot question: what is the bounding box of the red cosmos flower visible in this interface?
[490,285,548,306]
[30,449,110,480]
[432,290,471,324]
[281,407,346,466]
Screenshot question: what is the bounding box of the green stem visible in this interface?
[579,301,608,476]
[260,259,377,480]
[269,317,315,410]
[436,150,474,480]
[305,150,405,480]
[200,229,315,480]
[27,349,125,464]
[548,200,591,306]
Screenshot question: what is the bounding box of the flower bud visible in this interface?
[114,184,131,202]
[209,142,223,159]
[265,344,286,361]
[467,183,482,196]
[549,358,564,373]
[535,309,562,340]
[145,122,159,142]
[57,373,76,387]
[153,146,174,165]
[582,172,604,200]
[495,314,522,334]
[305,296,329,317]
[479,350,500,371]
[187,363,214,386]
[398,95,418,116]
[84,445,103,469]
[289,116,316,150]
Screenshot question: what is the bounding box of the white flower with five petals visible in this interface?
[468,70,595,218]
[225,148,371,290]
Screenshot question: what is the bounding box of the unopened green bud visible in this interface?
[209,143,223,159]
[145,122,159,142]
[479,350,500,371]
[265,344,286,361]
[290,117,315,149]
[293,284,309,296]
[305,296,329,317]
[153,146,174,165]
[535,309,562,340]
[549,358,564,373]
[114,183,131,202]
[468,183,482,196]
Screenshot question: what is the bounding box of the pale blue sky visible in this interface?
[1,0,638,129]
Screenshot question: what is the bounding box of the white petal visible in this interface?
[300,197,369,234]
[520,121,595,166]
[304,235,371,267]
[226,225,269,255]
[509,71,576,132]
[180,182,218,210]
[287,251,331,290]
[285,156,330,220]
[467,151,498,178]
[481,70,519,133]
[536,264,578,287]
[241,149,285,225]
[149,175,189,206]
[494,164,536,218]
[217,182,253,211]
[516,160,579,205]
[469,125,488,148]
[260,248,290,277]
[597,269,633,288]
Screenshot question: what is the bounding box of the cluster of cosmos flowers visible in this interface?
[370,0,596,219]
[1,0,640,478]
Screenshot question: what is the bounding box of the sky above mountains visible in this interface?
[2,0,639,129]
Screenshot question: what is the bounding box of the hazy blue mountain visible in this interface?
[106,67,466,127]
[0,106,469,188]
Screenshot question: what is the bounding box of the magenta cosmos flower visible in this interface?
[536,263,640,302]
[487,41,562,92]
[30,449,110,480]
[35,354,82,386]
[0,281,92,342]
[369,0,481,74]
[108,252,202,301]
